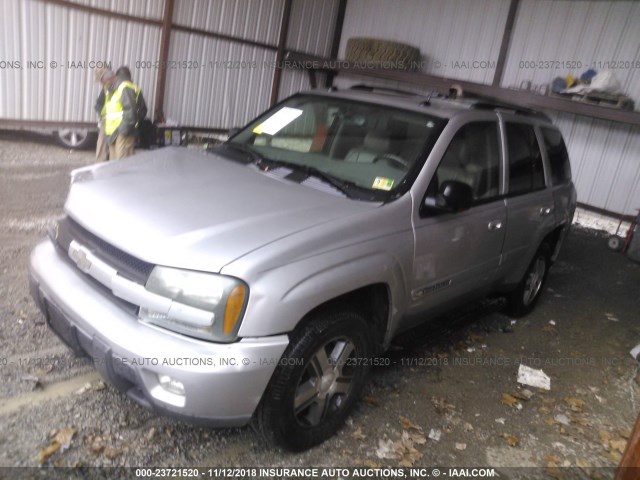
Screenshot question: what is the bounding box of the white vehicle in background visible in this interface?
[51,127,97,149]
[0,121,97,150]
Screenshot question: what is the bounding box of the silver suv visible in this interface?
[29,86,576,450]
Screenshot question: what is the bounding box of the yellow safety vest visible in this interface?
[104,80,137,136]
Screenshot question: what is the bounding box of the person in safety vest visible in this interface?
[93,67,116,162]
[115,66,148,127]
[105,68,141,160]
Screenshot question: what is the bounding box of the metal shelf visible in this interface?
[285,52,640,127]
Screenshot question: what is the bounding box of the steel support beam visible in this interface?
[153,0,175,123]
[325,0,348,88]
[493,0,520,87]
[270,0,293,106]
[41,0,161,26]
[172,24,277,51]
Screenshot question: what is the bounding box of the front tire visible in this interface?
[254,311,372,451]
[507,243,551,317]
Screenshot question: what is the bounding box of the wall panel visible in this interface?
[172,0,284,46]
[0,0,161,122]
[334,0,640,215]
[163,31,276,128]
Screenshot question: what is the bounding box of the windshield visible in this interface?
[229,94,446,200]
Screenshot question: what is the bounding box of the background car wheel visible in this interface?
[507,243,551,317]
[607,235,624,252]
[54,128,96,150]
[253,311,372,451]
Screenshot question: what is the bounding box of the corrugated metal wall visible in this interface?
[335,0,640,215]
[163,0,341,127]
[338,0,511,85]
[63,0,165,20]
[278,0,340,101]
[333,0,510,94]
[163,0,283,128]
[501,1,640,100]
[0,0,340,129]
[551,113,640,215]
[163,32,277,127]
[172,0,283,45]
[500,0,640,215]
[0,0,162,122]
[2,0,637,215]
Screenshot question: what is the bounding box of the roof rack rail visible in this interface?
[349,84,423,98]
[472,100,551,122]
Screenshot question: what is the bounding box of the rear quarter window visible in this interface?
[541,128,572,185]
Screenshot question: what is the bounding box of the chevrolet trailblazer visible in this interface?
[29,86,576,450]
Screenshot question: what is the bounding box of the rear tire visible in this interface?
[253,311,372,451]
[507,243,551,317]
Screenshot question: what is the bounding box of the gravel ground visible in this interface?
[0,130,639,476]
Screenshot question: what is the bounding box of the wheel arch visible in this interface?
[545,223,570,262]
[292,283,391,355]
[236,247,409,343]
[499,224,563,291]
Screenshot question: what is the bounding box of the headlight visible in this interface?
[139,266,249,342]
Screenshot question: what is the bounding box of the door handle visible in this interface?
[540,207,554,216]
[487,220,503,231]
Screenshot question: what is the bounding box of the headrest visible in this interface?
[364,132,390,152]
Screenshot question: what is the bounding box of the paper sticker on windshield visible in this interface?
[372,177,394,191]
[252,107,303,135]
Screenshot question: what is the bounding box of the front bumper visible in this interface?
[29,240,289,427]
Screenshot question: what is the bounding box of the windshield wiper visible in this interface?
[256,158,363,198]
[215,142,265,165]
[218,145,382,200]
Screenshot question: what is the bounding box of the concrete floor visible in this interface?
[0,131,638,477]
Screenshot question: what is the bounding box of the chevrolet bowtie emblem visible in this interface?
[69,242,92,273]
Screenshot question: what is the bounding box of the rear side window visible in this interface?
[506,123,545,196]
[541,128,572,185]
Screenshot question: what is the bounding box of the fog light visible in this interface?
[158,375,185,396]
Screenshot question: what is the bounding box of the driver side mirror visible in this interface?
[424,180,473,213]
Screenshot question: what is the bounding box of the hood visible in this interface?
[65,147,375,272]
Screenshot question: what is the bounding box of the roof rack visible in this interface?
[349,84,424,98]
[346,83,551,121]
[472,100,552,122]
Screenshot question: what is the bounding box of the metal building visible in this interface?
[0,0,340,129]
[333,0,640,217]
[0,0,638,216]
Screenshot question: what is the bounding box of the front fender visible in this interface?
[228,241,411,340]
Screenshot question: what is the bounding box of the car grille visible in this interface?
[53,216,154,286]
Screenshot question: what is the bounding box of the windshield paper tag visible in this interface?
[372,177,394,191]
[252,107,303,135]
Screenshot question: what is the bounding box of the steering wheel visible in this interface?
[373,154,409,169]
